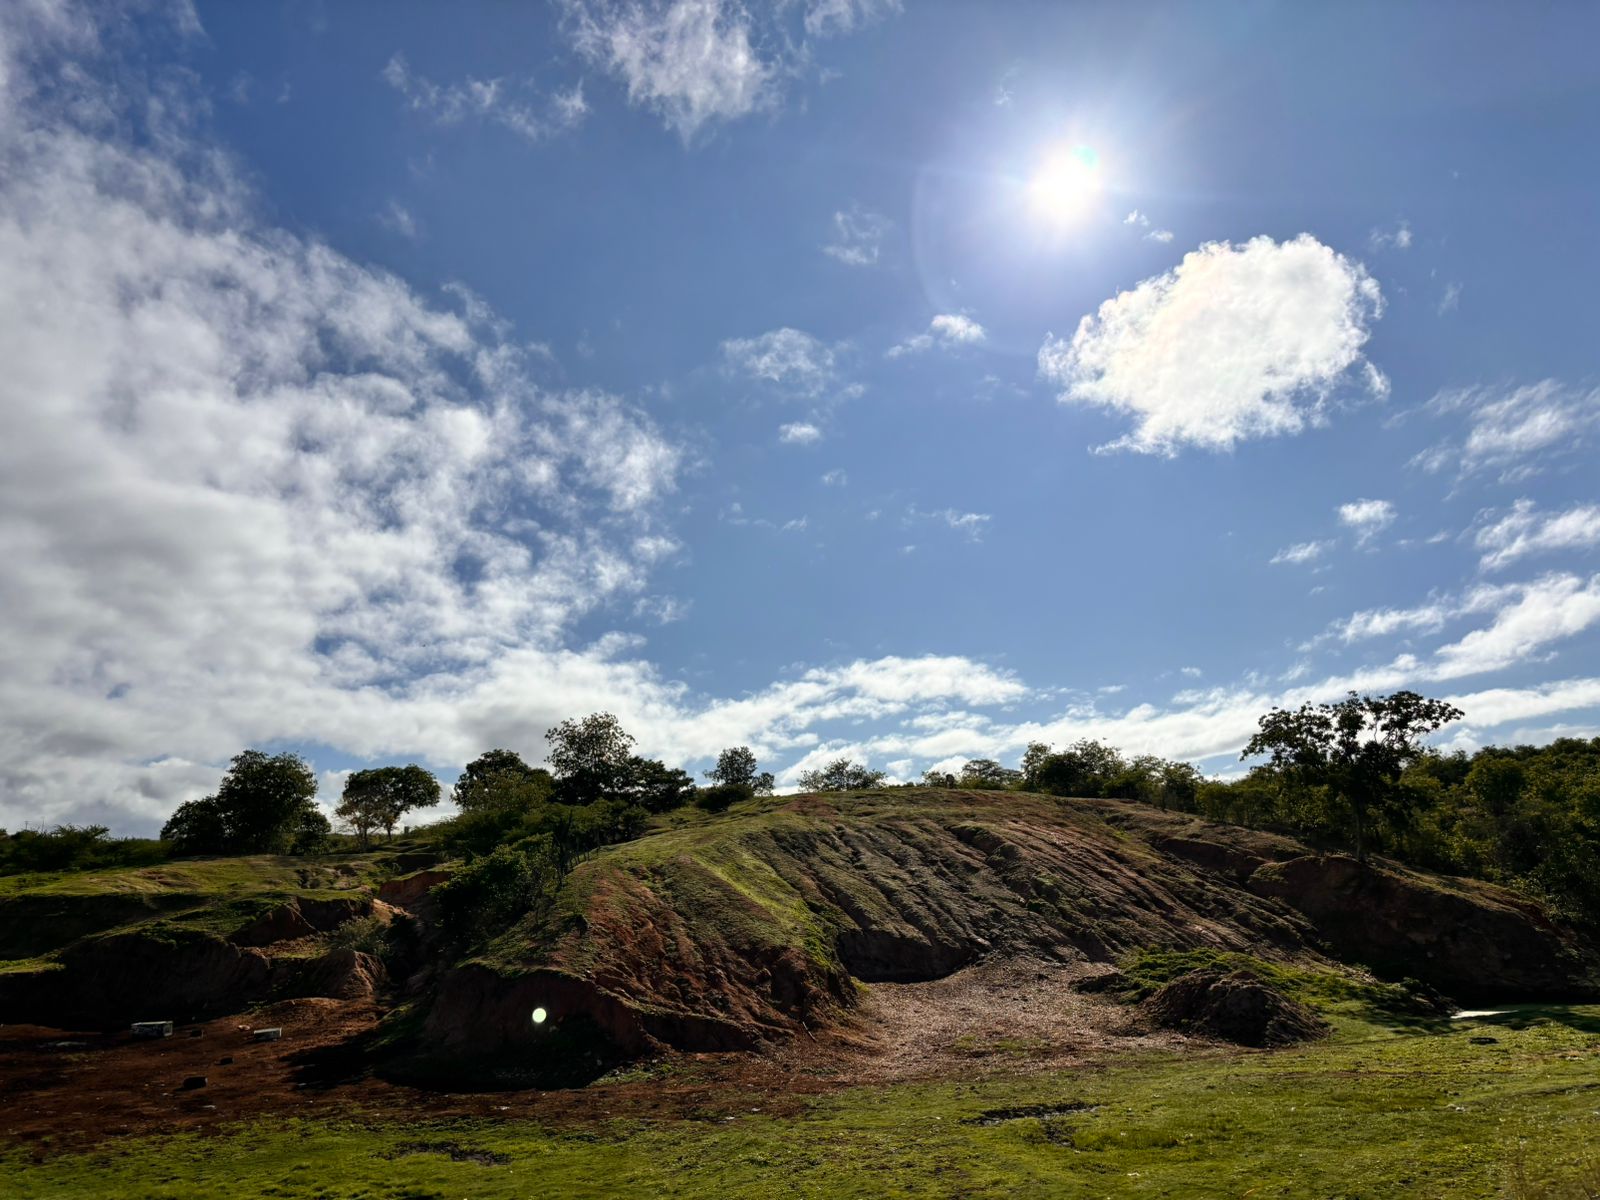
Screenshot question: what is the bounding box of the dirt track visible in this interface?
[0,963,1200,1158]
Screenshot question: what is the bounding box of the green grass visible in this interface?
[10,1006,1600,1198]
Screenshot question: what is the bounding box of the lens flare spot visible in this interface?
[532,1007,548,1026]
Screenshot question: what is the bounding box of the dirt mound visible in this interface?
[1245,854,1592,1002]
[1139,968,1328,1047]
[230,896,375,947]
[288,948,388,1002]
[419,792,1600,1065]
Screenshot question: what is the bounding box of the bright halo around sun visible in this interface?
[1027,144,1103,226]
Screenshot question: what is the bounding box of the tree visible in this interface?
[921,769,959,788]
[706,747,775,795]
[796,758,886,792]
[546,713,636,805]
[337,765,441,848]
[161,750,324,856]
[958,759,1023,789]
[1021,739,1126,797]
[620,756,696,813]
[452,749,548,813]
[1243,690,1463,862]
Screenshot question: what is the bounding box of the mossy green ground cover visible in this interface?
[9,1005,1600,1199]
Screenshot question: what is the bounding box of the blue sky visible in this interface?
[3,0,1600,835]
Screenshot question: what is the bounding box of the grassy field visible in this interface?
[8,1004,1600,1199]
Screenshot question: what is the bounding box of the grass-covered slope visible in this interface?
[0,851,419,1026]
[421,789,1600,1060]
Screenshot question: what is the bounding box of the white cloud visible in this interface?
[1438,281,1462,315]
[0,5,686,831]
[1476,499,1600,572]
[1413,380,1600,479]
[378,199,419,239]
[1124,210,1149,227]
[1270,539,1332,566]
[1039,235,1384,455]
[1369,220,1413,251]
[1432,574,1600,679]
[778,421,823,445]
[382,53,587,143]
[560,0,770,140]
[1337,498,1396,545]
[820,468,847,487]
[722,327,835,392]
[1145,228,1174,244]
[559,0,898,141]
[802,0,900,37]
[887,312,987,357]
[906,507,991,541]
[822,203,891,266]
[1314,583,1514,647]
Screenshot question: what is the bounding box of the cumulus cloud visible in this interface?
[1038,235,1384,455]
[1338,498,1396,545]
[822,203,891,267]
[1412,380,1600,480]
[0,4,687,830]
[382,52,587,143]
[559,0,898,140]
[887,313,987,358]
[1476,499,1600,572]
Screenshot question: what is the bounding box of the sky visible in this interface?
[3,0,1600,836]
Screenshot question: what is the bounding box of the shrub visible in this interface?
[696,782,753,812]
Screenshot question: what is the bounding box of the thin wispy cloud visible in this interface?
[1476,499,1600,572]
[383,53,588,143]
[558,0,899,140]
[822,203,892,266]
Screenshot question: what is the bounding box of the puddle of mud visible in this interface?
[381,1140,510,1166]
[965,1102,1097,1126]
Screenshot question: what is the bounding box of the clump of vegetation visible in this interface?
[0,824,167,876]
[434,842,560,947]
[797,759,886,791]
[335,765,440,849]
[161,750,331,856]
[1116,947,1448,1027]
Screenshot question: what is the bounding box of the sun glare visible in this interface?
[1027,144,1102,225]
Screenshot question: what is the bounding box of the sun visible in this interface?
[1027,144,1103,226]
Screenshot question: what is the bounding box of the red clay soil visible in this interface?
[0,963,1196,1160]
[0,998,844,1159]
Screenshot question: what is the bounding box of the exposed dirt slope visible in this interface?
[421,790,1600,1061]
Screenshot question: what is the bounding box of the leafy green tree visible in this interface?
[1243,690,1463,862]
[434,840,559,946]
[1022,739,1127,797]
[620,756,696,812]
[958,759,1023,789]
[162,750,325,856]
[337,764,441,848]
[921,769,959,788]
[705,746,775,795]
[796,758,886,792]
[452,749,550,813]
[546,713,636,805]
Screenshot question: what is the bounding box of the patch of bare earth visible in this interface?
[785,956,1195,1083]
[0,960,1210,1158]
